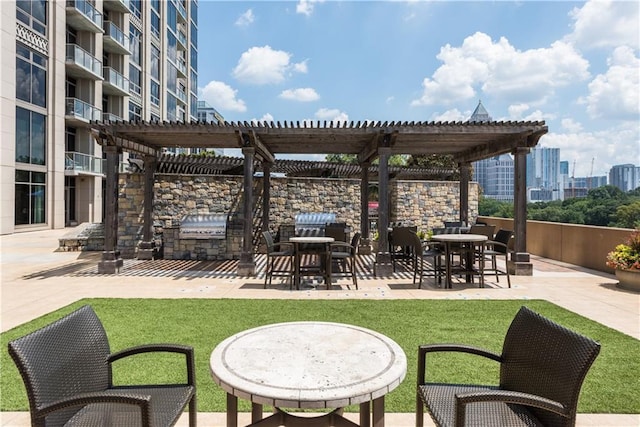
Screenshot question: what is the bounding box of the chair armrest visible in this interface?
[330,242,354,250]
[109,344,196,385]
[37,391,152,426]
[485,241,508,252]
[417,344,502,385]
[273,241,294,251]
[455,389,569,426]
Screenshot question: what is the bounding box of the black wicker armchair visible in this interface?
[8,305,197,427]
[417,306,600,427]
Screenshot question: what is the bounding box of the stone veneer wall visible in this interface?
[117,173,478,259]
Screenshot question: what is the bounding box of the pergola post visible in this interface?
[137,155,157,260]
[98,145,123,273]
[374,146,393,277]
[510,146,533,275]
[459,162,470,226]
[238,147,256,276]
[359,161,371,255]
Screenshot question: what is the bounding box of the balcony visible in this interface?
[174,0,187,22]
[103,21,130,55]
[66,0,103,33]
[176,57,188,77]
[65,151,105,176]
[103,0,130,13]
[103,67,129,96]
[103,112,124,122]
[65,97,102,125]
[177,24,188,49]
[65,44,103,80]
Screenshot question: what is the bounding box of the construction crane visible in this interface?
[587,157,594,189]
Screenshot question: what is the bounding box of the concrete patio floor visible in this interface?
[1,228,639,426]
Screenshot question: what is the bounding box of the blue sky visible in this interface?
[196,1,639,177]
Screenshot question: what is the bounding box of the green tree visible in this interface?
[325,154,407,166]
[407,154,459,180]
[613,201,640,228]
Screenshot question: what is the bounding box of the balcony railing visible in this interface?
[102,112,123,122]
[103,66,129,94]
[103,21,130,53]
[65,97,102,122]
[65,151,105,175]
[66,0,103,31]
[66,44,102,78]
[173,0,187,21]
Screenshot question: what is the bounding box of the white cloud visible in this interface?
[315,108,349,123]
[279,88,320,102]
[235,9,255,27]
[431,109,467,122]
[232,46,306,85]
[567,0,640,50]
[293,60,309,74]
[541,122,639,176]
[251,113,274,125]
[297,0,324,16]
[411,32,590,107]
[198,81,246,112]
[561,118,583,133]
[578,46,640,120]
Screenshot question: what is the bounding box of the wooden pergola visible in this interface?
[91,119,548,276]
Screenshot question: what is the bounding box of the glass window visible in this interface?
[129,64,141,95]
[129,102,142,121]
[15,170,46,225]
[167,94,177,121]
[17,0,47,35]
[151,44,160,79]
[167,31,177,62]
[16,44,47,108]
[167,63,177,93]
[167,2,177,32]
[191,0,198,25]
[151,11,160,39]
[190,22,197,49]
[130,0,141,19]
[16,107,46,165]
[190,45,197,70]
[150,80,160,106]
[129,25,142,66]
[151,0,160,12]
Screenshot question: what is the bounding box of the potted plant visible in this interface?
[606,229,640,291]
[371,230,379,252]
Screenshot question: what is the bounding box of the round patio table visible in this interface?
[431,234,487,288]
[289,236,334,289]
[210,321,407,427]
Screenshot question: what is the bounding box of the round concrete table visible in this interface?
[210,321,407,427]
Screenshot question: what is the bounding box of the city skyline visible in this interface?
[197,0,639,177]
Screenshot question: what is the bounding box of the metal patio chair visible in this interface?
[417,306,600,427]
[483,228,513,287]
[8,305,197,427]
[262,231,294,288]
[329,232,361,289]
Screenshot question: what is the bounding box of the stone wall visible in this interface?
[117,173,478,259]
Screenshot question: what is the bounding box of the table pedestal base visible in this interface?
[248,408,359,427]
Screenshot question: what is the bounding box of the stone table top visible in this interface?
[210,321,407,409]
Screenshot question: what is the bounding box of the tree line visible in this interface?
[479,186,640,229]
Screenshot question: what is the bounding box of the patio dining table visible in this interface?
[289,236,334,290]
[431,233,487,288]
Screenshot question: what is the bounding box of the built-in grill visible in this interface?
[294,212,336,236]
[179,214,228,239]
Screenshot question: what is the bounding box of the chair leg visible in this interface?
[505,253,511,288]
[351,257,358,289]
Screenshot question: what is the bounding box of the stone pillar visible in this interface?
[137,155,157,260]
[510,146,533,275]
[359,161,371,255]
[459,162,470,226]
[374,146,393,276]
[262,161,271,235]
[98,145,123,273]
[238,147,256,276]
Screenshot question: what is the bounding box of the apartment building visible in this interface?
[1,0,198,235]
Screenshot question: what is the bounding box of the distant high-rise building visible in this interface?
[526,147,561,202]
[482,154,515,202]
[468,100,492,123]
[609,164,640,192]
[2,0,199,234]
[197,100,224,123]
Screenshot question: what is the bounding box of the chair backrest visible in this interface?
[444,221,462,228]
[325,226,347,242]
[492,229,513,253]
[8,305,111,426]
[262,231,275,252]
[390,226,416,247]
[350,232,361,253]
[500,306,601,427]
[470,224,495,239]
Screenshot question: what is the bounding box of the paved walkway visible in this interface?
[1,229,639,426]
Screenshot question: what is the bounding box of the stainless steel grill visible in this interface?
[179,214,227,239]
[294,212,336,236]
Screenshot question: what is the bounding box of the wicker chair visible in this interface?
[409,231,443,288]
[8,305,197,427]
[483,229,513,287]
[262,231,294,288]
[417,306,600,427]
[329,232,361,289]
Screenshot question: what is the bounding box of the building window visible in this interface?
[151,10,160,39]
[129,24,142,66]
[129,0,141,19]
[16,107,46,165]
[151,44,160,80]
[15,170,46,225]
[129,102,142,121]
[150,80,160,106]
[16,44,47,108]
[16,0,47,35]
[129,64,141,95]
[191,21,197,49]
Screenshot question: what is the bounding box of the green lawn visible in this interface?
[2,299,639,414]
